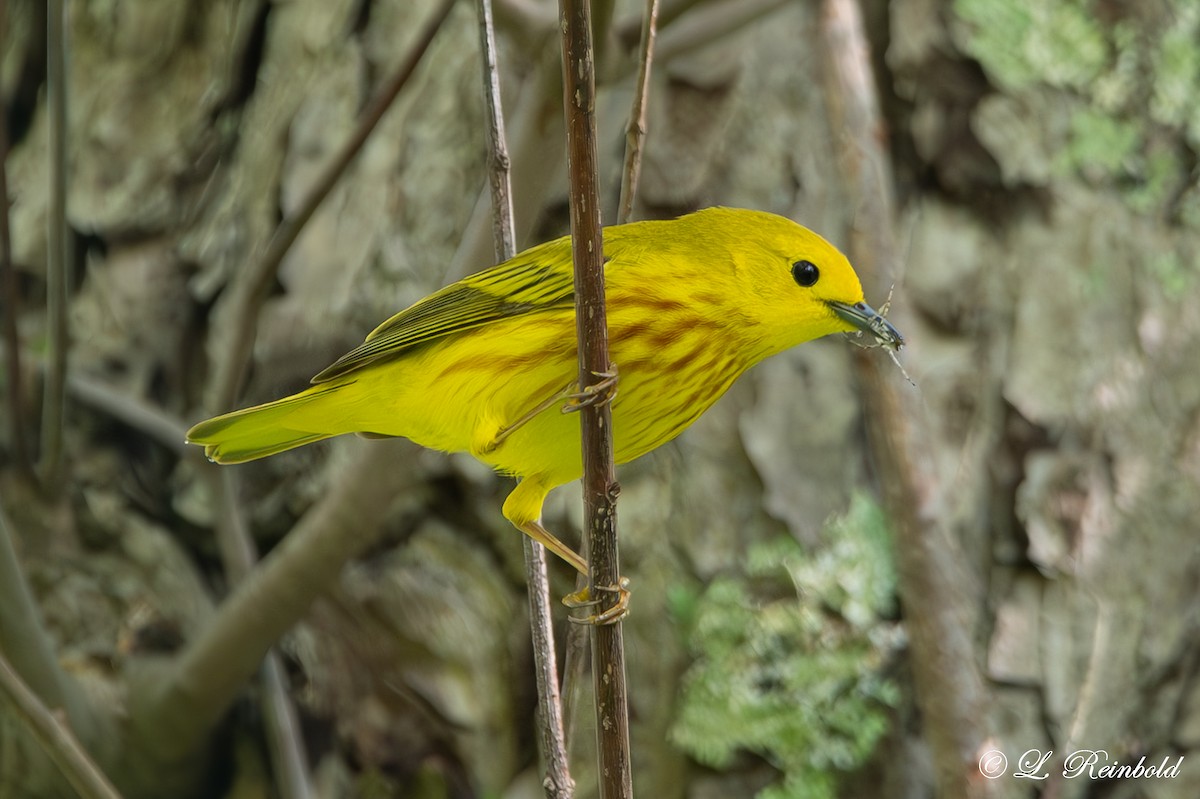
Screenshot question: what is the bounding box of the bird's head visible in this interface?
[702,208,903,358]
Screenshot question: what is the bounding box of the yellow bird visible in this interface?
[187,207,902,600]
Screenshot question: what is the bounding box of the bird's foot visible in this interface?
[561,367,618,413]
[563,576,631,625]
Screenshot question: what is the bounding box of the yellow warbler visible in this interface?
[187,207,901,578]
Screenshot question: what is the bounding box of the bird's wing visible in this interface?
[311,236,577,383]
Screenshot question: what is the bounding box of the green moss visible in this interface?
[954,0,1107,91]
[670,495,900,799]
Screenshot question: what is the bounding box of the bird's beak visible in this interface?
[827,300,905,350]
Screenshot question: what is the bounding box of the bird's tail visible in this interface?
[186,384,345,464]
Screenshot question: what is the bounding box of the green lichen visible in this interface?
[1150,2,1200,140]
[1058,107,1139,177]
[1091,22,1139,112]
[670,495,900,799]
[954,0,1107,92]
[956,0,1200,215]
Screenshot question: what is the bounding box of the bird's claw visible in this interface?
[563,576,631,625]
[561,367,619,413]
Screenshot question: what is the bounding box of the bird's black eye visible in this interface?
[792,260,819,287]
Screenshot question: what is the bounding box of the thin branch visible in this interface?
[66,373,191,454]
[475,1,575,796]
[208,0,458,414]
[476,0,518,265]
[558,2,632,798]
[0,501,79,723]
[0,652,122,799]
[207,468,316,799]
[259,650,314,799]
[446,49,565,283]
[616,0,659,225]
[0,498,101,771]
[0,0,32,478]
[39,0,69,488]
[818,2,997,797]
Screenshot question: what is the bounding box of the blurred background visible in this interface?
[1,0,1198,798]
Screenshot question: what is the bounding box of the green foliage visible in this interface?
[670,495,902,799]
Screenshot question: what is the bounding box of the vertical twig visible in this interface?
[0,652,122,799]
[40,0,69,487]
[475,1,575,796]
[558,1,633,797]
[475,0,517,260]
[0,0,32,478]
[616,0,658,225]
[209,470,315,799]
[258,649,314,799]
[207,0,458,414]
[818,2,998,798]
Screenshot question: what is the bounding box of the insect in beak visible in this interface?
[827,300,904,351]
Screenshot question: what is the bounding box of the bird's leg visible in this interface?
[516,518,588,575]
[560,366,618,413]
[516,518,630,625]
[480,380,576,454]
[480,367,619,454]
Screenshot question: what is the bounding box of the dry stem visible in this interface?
[39,0,69,488]
[0,652,122,799]
[558,1,633,796]
[208,0,458,414]
[0,0,31,477]
[616,0,659,225]
[476,1,575,795]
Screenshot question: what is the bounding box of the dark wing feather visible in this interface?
[311,237,576,383]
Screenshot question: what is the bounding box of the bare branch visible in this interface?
[558,2,632,797]
[206,468,316,799]
[476,0,518,264]
[617,0,659,225]
[0,0,32,478]
[39,0,69,487]
[475,1,574,795]
[0,497,100,759]
[818,2,998,797]
[259,650,314,799]
[65,374,191,454]
[208,0,458,414]
[0,652,122,799]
